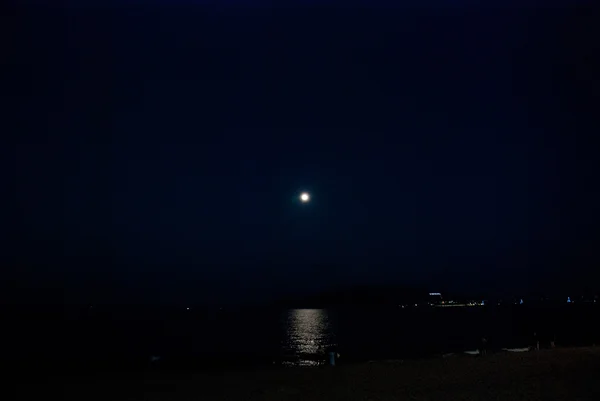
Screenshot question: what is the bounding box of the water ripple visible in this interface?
[282,309,336,365]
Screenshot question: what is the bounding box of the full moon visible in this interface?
[300,192,310,202]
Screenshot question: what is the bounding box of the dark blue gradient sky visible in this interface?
[8,1,599,304]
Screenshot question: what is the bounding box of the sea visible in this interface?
[5,303,600,371]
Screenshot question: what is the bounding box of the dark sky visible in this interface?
[7,1,600,304]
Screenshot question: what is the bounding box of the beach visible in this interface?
[24,347,600,400]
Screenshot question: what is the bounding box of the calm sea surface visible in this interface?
[6,305,600,369]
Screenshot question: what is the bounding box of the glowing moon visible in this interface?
[300,192,310,202]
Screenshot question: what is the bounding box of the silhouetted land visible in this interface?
[11,347,600,400]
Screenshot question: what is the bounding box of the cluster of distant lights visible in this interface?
[182,294,593,312]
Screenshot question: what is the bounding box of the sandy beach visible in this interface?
[23,347,600,400]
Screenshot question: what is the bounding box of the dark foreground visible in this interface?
[16,348,600,400]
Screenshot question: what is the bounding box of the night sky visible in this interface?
[7,1,600,304]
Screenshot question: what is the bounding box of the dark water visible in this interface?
[5,304,600,370]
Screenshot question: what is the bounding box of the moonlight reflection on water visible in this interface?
[283,309,336,366]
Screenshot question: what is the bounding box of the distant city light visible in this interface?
[300,192,310,202]
[186,307,190,310]
[429,292,441,296]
